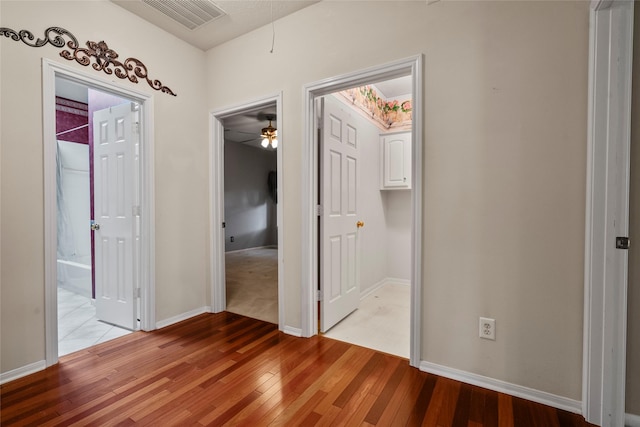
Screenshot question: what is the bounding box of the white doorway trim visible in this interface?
[209,93,285,330]
[42,59,156,367]
[582,1,634,425]
[301,55,423,367]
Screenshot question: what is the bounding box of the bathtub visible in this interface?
[57,259,92,298]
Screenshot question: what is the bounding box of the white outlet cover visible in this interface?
[479,317,496,340]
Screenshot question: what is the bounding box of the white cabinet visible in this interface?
[380,132,411,189]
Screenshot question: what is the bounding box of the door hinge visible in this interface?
[135,288,141,298]
[616,236,630,250]
[132,205,141,216]
[222,222,226,228]
[317,290,322,301]
[316,205,322,216]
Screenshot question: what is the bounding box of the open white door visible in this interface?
[320,97,361,332]
[93,102,139,330]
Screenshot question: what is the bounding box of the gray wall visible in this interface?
[626,3,640,418]
[224,142,277,252]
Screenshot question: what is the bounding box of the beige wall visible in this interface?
[205,1,588,399]
[0,1,209,373]
[626,1,640,417]
[1,0,590,403]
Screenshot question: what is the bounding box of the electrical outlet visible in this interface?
[230,236,235,242]
[479,317,496,340]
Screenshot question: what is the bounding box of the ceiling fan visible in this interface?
[260,115,277,149]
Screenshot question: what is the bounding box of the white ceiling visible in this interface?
[111,0,319,51]
[373,76,412,99]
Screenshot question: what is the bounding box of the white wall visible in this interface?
[205,0,588,400]
[56,141,91,263]
[224,142,277,251]
[383,190,411,281]
[1,0,208,374]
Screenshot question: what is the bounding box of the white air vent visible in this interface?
[142,0,226,30]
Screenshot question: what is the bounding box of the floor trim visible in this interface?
[360,278,411,301]
[627,413,640,427]
[225,245,278,255]
[282,326,302,337]
[0,360,46,385]
[155,306,211,329]
[419,361,582,415]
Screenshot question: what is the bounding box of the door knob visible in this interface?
[356,221,364,228]
[91,221,100,231]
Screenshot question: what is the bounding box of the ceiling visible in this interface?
[110,0,319,51]
[222,105,278,149]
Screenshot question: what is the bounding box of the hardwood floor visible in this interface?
[1,312,595,426]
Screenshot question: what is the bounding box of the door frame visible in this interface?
[209,93,284,330]
[42,59,156,367]
[301,55,423,367]
[582,0,634,424]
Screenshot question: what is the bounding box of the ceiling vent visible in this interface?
[141,0,226,30]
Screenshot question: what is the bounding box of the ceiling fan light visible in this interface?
[271,139,278,149]
[261,138,269,148]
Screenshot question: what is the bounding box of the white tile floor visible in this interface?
[323,282,410,359]
[58,287,131,357]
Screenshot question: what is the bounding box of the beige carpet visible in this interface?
[225,247,278,324]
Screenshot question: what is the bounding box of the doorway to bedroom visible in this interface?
[210,94,284,329]
[222,104,278,324]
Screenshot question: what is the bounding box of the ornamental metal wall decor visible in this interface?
[0,26,177,96]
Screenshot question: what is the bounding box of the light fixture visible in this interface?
[261,117,278,149]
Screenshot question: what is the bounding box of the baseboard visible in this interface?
[627,412,640,427]
[0,360,46,385]
[419,361,582,415]
[387,277,411,286]
[360,277,411,300]
[155,306,211,329]
[282,325,302,337]
[225,245,278,254]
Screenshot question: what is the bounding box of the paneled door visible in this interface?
[93,102,139,330]
[320,97,361,332]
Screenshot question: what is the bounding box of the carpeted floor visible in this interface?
[225,246,278,324]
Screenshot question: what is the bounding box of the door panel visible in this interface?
[93,102,138,330]
[321,97,361,332]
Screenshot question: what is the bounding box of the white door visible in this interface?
[320,97,361,332]
[93,102,139,330]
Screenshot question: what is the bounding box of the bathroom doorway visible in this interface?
[54,77,135,356]
[43,60,155,366]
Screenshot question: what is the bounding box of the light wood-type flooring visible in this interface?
[1,312,596,426]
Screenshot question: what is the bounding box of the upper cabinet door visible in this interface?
[381,132,411,189]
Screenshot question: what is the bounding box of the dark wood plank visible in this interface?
[0,312,596,427]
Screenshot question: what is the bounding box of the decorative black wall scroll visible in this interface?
[0,26,177,96]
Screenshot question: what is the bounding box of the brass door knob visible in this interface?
[356,221,364,228]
